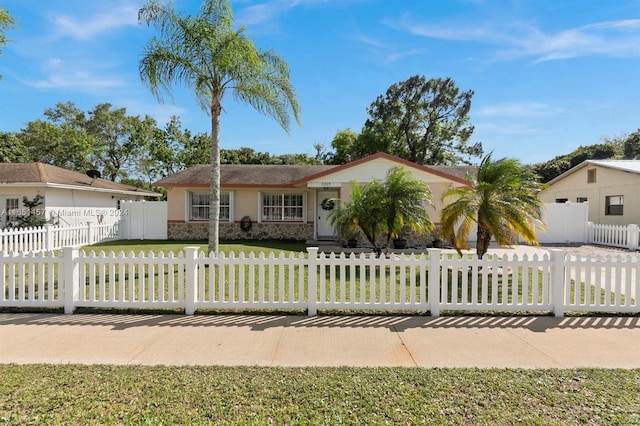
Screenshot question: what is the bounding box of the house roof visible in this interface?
[0,162,160,197]
[155,164,336,187]
[154,153,476,188]
[292,153,475,186]
[547,160,640,185]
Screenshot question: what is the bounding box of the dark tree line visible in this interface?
[532,129,640,182]
[0,101,318,187]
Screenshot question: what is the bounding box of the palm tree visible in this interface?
[440,154,545,259]
[328,180,387,257]
[138,0,301,254]
[380,166,434,255]
[328,166,434,257]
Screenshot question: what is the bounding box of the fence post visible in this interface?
[184,246,199,315]
[86,222,94,245]
[627,224,639,251]
[307,247,319,316]
[587,221,594,244]
[549,249,566,318]
[63,247,80,314]
[427,248,441,317]
[45,224,54,251]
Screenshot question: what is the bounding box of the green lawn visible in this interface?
[86,239,309,256]
[1,365,638,424]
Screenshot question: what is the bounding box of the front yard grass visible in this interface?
[86,239,308,256]
[1,365,638,424]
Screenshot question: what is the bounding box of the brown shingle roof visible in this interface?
[155,164,337,187]
[155,156,477,188]
[429,165,477,181]
[0,162,160,196]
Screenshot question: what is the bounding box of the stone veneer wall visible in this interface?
[168,221,314,241]
[341,227,441,248]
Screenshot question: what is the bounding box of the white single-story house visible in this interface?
[154,152,476,244]
[539,160,640,226]
[0,162,161,228]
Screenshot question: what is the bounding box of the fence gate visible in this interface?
[119,201,167,240]
[537,202,589,244]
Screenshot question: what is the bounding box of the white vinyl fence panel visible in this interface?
[588,223,640,251]
[438,252,555,313]
[564,253,639,313]
[0,251,62,308]
[2,247,638,316]
[0,223,120,253]
[119,201,167,240]
[538,203,589,244]
[76,250,187,310]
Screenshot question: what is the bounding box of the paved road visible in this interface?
[1,313,639,368]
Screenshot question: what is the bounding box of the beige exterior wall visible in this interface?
[165,187,189,221]
[539,165,640,225]
[166,186,317,241]
[426,182,454,223]
[168,187,317,223]
[322,164,459,225]
[162,158,469,242]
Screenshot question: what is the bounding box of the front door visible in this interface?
[317,190,338,239]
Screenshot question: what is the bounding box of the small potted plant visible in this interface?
[392,236,407,249]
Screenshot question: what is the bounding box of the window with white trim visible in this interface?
[262,193,304,221]
[190,192,230,221]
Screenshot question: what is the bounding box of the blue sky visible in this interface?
[1,0,639,164]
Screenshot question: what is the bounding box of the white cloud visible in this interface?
[236,2,282,26]
[350,31,384,49]
[385,48,425,63]
[387,14,640,63]
[23,71,125,91]
[236,0,364,26]
[475,122,543,136]
[50,3,139,40]
[119,99,188,126]
[21,58,126,92]
[477,102,563,117]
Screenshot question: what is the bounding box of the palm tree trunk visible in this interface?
[208,101,222,254]
[476,221,491,259]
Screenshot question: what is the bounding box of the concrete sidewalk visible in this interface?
[1,313,639,368]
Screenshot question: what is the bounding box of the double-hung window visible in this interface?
[6,198,19,220]
[190,192,231,221]
[605,195,623,216]
[262,193,304,221]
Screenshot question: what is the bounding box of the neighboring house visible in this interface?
[539,160,640,225]
[154,152,475,244]
[0,162,161,228]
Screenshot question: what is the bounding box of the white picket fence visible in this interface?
[0,223,120,253]
[1,247,638,316]
[587,222,640,250]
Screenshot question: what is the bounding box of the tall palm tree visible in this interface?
[440,154,545,259]
[138,0,301,254]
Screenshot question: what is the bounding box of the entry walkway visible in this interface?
[1,313,638,368]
